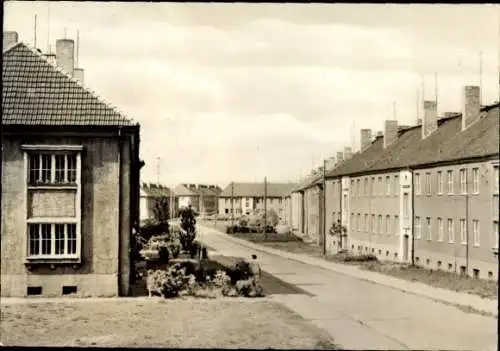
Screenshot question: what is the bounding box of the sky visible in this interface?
[4,2,500,189]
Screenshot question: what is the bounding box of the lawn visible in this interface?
[0,299,338,349]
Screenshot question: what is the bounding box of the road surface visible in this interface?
[198,224,498,351]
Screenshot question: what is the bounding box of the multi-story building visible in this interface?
[173,183,221,215]
[291,84,499,280]
[1,32,142,297]
[218,182,296,220]
[139,183,175,222]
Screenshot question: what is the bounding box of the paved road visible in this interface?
[198,225,498,351]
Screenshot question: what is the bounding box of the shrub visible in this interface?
[228,259,254,285]
[239,218,248,227]
[179,206,197,251]
[146,264,197,298]
[343,253,378,263]
[189,241,202,259]
[235,278,265,297]
[140,220,170,242]
[226,226,234,234]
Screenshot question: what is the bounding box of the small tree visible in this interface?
[266,209,279,228]
[179,205,197,252]
[153,196,170,223]
[329,218,348,250]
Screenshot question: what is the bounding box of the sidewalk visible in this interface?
[200,225,498,317]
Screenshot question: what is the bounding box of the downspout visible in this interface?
[465,192,469,275]
[117,126,123,296]
[322,161,327,255]
[410,168,415,266]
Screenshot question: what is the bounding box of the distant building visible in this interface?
[173,184,222,215]
[139,183,175,222]
[1,33,143,297]
[218,182,296,219]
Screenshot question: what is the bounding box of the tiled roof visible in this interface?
[174,184,200,197]
[220,182,297,198]
[2,42,136,127]
[173,184,221,197]
[141,183,172,197]
[293,173,323,192]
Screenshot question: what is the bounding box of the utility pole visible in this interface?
[231,181,234,227]
[46,2,50,53]
[156,157,160,185]
[479,51,483,105]
[322,159,327,255]
[76,30,80,68]
[34,14,37,48]
[264,176,268,240]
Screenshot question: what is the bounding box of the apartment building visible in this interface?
[218,182,296,219]
[300,84,499,280]
[173,184,221,215]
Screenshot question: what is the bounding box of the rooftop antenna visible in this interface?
[434,71,438,114]
[416,86,420,122]
[63,27,67,39]
[156,157,161,185]
[46,2,50,52]
[34,14,37,48]
[479,51,483,105]
[76,29,80,67]
[393,100,397,120]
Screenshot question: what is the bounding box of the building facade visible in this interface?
[139,183,175,222]
[1,35,142,297]
[173,183,221,215]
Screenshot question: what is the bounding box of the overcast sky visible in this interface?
[4,2,500,188]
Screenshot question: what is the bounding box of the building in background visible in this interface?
[218,182,296,220]
[173,183,221,215]
[139,183,175,222]
[1,32,143,297]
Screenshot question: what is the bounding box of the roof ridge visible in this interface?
[18,42,139,126]
[2,41,23,55]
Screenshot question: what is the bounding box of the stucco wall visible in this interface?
[1,135,131,297]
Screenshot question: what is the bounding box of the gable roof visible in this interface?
[2,42,136,127]
[174,184,200,197]
[141,183,172,197]
[220,182,296,198]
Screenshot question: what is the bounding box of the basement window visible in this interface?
[460,266,467,276]
[472,269,480,279]
[437,261,442,269]
[62,285,78,295]
[448,263,453,271]
[27,286,42,296]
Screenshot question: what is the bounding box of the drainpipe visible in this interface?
[117,126,123,296]
[465,192,469,275]
[322,159,327,255]
[410,168,415,266]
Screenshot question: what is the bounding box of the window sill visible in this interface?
[28,185,78,190]
[25,256,81,265]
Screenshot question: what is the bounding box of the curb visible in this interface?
[200,225,498,317]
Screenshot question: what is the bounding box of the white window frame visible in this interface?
[377,215,382,234]
[472,168,479,194]
[394,215,400,236]
[378,177,383,196]
[415,217,421,239]
[371,214,375,233]
[437,217,444,242]
[415,173,421,195]
[493,221,499,250]
[386,215,390,235]
[437,171,443,195]
[393,175,399,195]
[494,165,499,194]
[22,145,82,261]
[425,172,431,195]
[447,219,455,243]
[371,177,376,196]
[426,217,432,241]
[459,169,467,194]
[473,220,480,246]
[460,219,467,244]
[447,170,454,195]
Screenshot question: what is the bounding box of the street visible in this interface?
[198,224,498,351]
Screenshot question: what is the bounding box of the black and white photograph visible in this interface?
[1,2,499,349]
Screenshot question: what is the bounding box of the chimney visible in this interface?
[326,156,336,170]
[189,184,196,189]
[3,31,18,51]
[336,151,344,164]
[360,129,372,151]
[56,39,75,77]
[344,147,353,160]
[422,100,437,139]
[73,68,84,83]
[383,120,398,149]
[462,86,481,131]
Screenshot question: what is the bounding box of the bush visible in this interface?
[189,241,202,259]
[226,226,234,234]
[179,206,197,252]
[239,218,248,227]
[235,278,265,297]
[140,220,169,242]
[228,259,254,285]
[146,264,196,298]
[342,253,378,263]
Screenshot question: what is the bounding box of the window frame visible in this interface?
[472,219,480,246]
[494,165,499,195]
[425,172,432,196]
[447,218,455,243]
[447,170,454,195]
[415,216,421,239]
[437,217,444,242]
[459,169,467,195]
[426,217,432,241]
[437,171,443,195]
[22,145,82,262]
[493,220,499,251]
[415,173,421,195]
[460,219,467,244]
[472,168,479,194]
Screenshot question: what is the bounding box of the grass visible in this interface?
[0,299,338,349]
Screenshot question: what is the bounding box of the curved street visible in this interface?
[197,224,497,351]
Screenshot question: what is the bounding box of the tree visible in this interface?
[179,205,197,252]
[153,196,170,223]
[329,218,348,250]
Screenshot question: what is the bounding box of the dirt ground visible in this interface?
[0,298,338,349]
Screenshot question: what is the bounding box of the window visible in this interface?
[394,215,399,236]
[378,177,383,195]
[371,177,376,196]
[403,193,409,219]
[364,178,368,196]
[437,218,444,242]
[494,166,499,194]
[393,175,399,195]
[447,219,454,243]
[364,214,368,232]
[28,223,77,257]
[385,215,390,235]
[447,170,454,194]
[351,213,354,229]
[378,215,382,234]
[437,171,443,195]
[371,214,375,233]
[493,221,499,250]
[245,198,250,207]
[415,173,421,195]
[460,219,467,244]
[357,179,361,197]
[472,168,479,194]
[28,152,77,185]
[415,217,421,239]
[473,220,480,246]
[459,169,467,194]
[426,217,432,241]
[357,214,361,231]
[425,172,431,195]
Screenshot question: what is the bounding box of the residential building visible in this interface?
[173,183,221,215]
[290,84,499,280]
[218,182,296,219]
[139,183,175,222]
[1,33,143,297]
